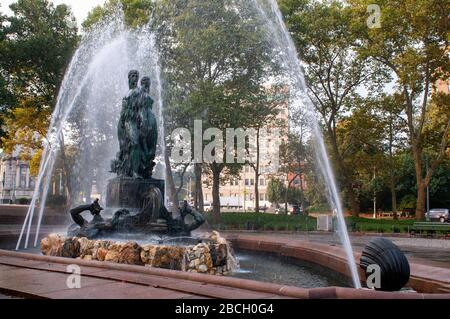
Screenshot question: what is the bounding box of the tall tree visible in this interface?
[0,0,78,169]
[376,94,407,219]
[244,86,285,213]
[155,0,276,222]
[0,0,78,111]
[280,0,385,216]
[350,0,450,219]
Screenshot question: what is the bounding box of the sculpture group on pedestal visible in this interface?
[68,70,205,239]
[111,70,158,179]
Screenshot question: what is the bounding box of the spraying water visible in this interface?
[16,10,166,250]
[249,0,361,288]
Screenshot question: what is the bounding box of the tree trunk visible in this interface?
[254,130,260,213]
[254,173,259,213]
[346,183,360,217]
[327,127,359,217]
[390,179,398,220]
[284,184,288,214]
[164,145,179,214]
[416,180,426,220]
[211,163,221,223]
[175,164,188,200]
[411,141,425,221]
[194,163,204,212]
[299,174,305,212]
[388,116,397,220]
[58,135,72,208]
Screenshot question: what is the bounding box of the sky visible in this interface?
[0,0,106,28]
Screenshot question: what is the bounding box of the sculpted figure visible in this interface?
[111,70,158,178]
[138,76,158,178]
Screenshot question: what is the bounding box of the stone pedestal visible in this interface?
[106,177,165,210]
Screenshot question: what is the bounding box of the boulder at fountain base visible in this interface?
[40,232,235,276]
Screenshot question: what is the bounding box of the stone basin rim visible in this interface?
[1,249,448,299]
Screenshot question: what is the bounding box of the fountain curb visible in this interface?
[225,234,450,295]
[1,249,448,299]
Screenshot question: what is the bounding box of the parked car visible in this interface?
[427,208,449,223]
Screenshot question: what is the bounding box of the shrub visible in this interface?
[46,195,67,207]
[16,197,31,205]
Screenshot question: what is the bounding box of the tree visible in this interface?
[279,0,386,216]
[0,98,50,174]
[0,0,78,180]
[244,86,285,213]
[279,111,308,213]
[82,0,154,30]
[334,97,387,212]
[155,0,277,222]
[267,177,286,208]
[350,0,449,220]
[0,0,78,112]
[375,94,407,218]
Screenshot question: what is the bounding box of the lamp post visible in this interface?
[426,156,430,217]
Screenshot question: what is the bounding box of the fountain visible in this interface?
[16,1,360,286]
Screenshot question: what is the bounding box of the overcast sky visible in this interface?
[0,0,106,27]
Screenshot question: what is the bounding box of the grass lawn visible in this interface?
[207,212,416,233]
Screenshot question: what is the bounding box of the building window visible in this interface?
[250,193,254,200]
[259,178,265,186]
[245,179,249,186]
[260,193,265,201]
[19,165,27,188]
[29,177,35,189]
[250,179,254,186]
[245,166,250,173]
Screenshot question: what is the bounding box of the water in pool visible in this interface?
[232,249,351,288]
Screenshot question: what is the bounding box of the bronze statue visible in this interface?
[69,71,205,239]
[138,76,158,178]
[111,70,157,178]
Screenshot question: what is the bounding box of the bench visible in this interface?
[410,222,450,237]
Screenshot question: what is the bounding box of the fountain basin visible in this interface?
[225,233,450,294]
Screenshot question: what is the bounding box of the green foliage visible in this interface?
[349,0,450,219]
[154,0,281,220]
[0,0,78,108]
[207,212,317,231]
[346,216,414,233]
[82,0,154,30]
[399,194,417,211]
[0,0,78,151]
[45,194,67,207]
[267,178,286,205]
[16,197,31,205]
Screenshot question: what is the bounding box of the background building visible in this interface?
[0,152,35,204]
[202,90,296,211]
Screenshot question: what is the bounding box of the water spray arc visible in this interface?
[249,0,361,288]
